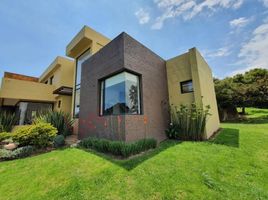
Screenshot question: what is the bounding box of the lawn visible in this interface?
[0,108,267,200]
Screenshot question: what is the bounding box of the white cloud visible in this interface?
[231,21,268,75]
[205,47,232,58]
[229,17,251,28]
[261,0,268,7]
[135,8,150,24]
[151,0,244,29]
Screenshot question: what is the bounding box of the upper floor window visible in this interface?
[180,80,193,94]
[73,49,91,118]
[49,76,54,85]
[100,71,141,115]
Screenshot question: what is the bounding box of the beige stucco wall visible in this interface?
[54,95,72,114]
[0,78,55,102]
[166,53,195,107]
[189,48,220,138]
[166,48,220,139]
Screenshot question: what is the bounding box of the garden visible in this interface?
[0,107,267,199]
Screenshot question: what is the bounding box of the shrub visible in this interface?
[34,111,74,136]
[0,132,12,142]
[12,123,57,148]
[0,146,34,161]
[0,111,17,132]
[167,103,211,141]
[53,135,65,148]
[79,137,157,158]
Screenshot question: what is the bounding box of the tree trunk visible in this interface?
[241,107,246,115]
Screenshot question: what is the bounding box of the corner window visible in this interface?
[180,80,193,93]
[100,71,141,115]
[74,49,91,118]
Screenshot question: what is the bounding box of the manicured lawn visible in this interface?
[0,108,268,200]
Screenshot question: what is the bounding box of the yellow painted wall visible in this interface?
[166,53,195,108]
[189,48,220,138]
[0,78,55,102]
[39,56,75,89]
[166,48,220,139]
[54,95,72,114]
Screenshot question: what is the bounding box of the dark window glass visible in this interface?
[180,80,194,93]
[49,76,54,85]
[100,71,141,115]
[58,100,61,108]
[45,80,48,84]
[73,49,91,118]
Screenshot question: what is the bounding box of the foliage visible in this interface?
[34,111,74,136]
[167,103,211,141]
[53,135,65,148]
[0,132,12,142]
[0,111,17,132]
[12,123,57,148]
[0,146,34,161]
[214,68,268,116]
[79,137,157,157]
[0,108,268,199]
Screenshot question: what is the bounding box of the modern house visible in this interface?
[0,26,220,141]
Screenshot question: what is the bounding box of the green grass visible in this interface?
[0,108,268,200]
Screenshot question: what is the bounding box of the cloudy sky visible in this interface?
[0,0,267,79]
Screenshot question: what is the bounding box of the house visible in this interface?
[0,26,220,141]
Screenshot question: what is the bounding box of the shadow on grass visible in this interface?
[80,140,180,171]
[224,115,268,124]
[210,128,239,148]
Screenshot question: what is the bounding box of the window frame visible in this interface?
[73,48,91,118]
[49,76,54,85]
[180,79,194,94]
[99,69,143,116]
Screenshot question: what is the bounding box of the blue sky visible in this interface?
[0,0,267,79]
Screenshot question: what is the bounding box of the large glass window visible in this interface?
[100,71,141,115]
[74,49,91,118]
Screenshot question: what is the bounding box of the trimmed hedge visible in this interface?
[12,123,57,148]
[53,135,65,148]
[79,137,157,157]
[0,132,12,142]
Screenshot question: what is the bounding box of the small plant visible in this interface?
[34,111,74,136]
[53,135,65,148]
[0,132,12,142]
[0,146,34,161]
[79,137,157,158]
[13,123,57,148]
[0,111,17,132]
[167,103,211,141]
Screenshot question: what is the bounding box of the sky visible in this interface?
[0,0,268,79]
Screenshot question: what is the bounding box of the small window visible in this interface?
[45,80,48,84]
[50,76,54,85]
[58,100,61,108]
[100,71,141,115]
[180,80,193,93]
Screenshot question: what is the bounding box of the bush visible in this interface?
[79,137,157,158]
[0,146,34,161]
[12,123,57,148]
[53,135,65,148]
[167,103,211,141]
[0,132,12,142]
[34,111,74,136]
[0,111,17,132]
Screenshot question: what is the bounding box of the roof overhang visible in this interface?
[66,26,110,58]
[53,86,73,96]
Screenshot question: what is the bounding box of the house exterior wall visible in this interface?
[79,33,169,142]
[166,48,220,139]
[189,48,220,138]
[166,53,195,107]
[0,77,55,102]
